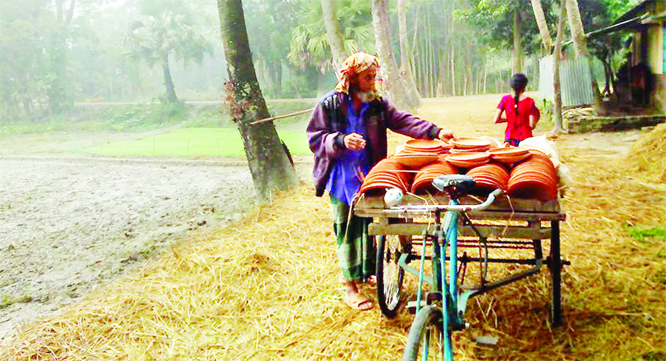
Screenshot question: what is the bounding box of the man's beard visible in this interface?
[356,91,376,103]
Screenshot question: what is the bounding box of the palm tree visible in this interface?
[288,0,374,73]
[371,0,419,109]
[320,0,346,69]
[553,2,568,135]
[125,11,211,103]
[397,0,421,104]
[530,0,553,53]
[565,0,589,57]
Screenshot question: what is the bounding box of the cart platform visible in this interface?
[354,192,567,326]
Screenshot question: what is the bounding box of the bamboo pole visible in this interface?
[250,108,314,125]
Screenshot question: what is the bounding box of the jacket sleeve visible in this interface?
[306,102,345,160]
[384,100,440,139]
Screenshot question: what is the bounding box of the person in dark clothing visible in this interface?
[631,63,654,107]
[306,52,453,310]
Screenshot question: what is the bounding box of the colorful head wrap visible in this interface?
[334,52,382,94]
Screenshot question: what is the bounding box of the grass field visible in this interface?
[82,127,311,158]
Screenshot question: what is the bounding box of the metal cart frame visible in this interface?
[353,193,567,326]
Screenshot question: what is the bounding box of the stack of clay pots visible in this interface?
[411,155,460,194]
[391,139,447,169]
[359,137,560,202]
[506,149,558,201]
[466,163,510,192]
[359,158,412,195]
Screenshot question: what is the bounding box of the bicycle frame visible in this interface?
[363,184,566,360]
[393,189,501,361]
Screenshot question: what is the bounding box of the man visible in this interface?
[307,52,453,311]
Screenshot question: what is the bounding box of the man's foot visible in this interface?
[339,275,377,286]
[344,293,374,311]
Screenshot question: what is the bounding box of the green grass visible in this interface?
[83,127,310,158]
[0,100,316,137]
[624,224,666,243]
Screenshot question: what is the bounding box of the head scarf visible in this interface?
[334,52,382,95]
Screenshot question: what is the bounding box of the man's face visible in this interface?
[352,68,377,94]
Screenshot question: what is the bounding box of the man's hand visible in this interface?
[437,129,454,141]
[343,133,366,149]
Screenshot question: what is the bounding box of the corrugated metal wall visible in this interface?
[539,55,594,107]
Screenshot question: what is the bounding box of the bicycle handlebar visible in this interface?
[383,189,503,215]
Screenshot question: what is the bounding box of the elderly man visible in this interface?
[307,52,453,311]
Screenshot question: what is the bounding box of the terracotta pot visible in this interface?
[392,152,438,169]
[450,137,492,149]
[404,139,447,152]
[446,152,490,169]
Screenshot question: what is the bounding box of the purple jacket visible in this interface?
[307,91,440,197]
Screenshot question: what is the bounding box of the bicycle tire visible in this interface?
[402,305,453,361]
[377,235,405,318]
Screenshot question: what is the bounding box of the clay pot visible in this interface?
[450,137,492,150]
[489,147,531,166]
[411,160,460,194]
[506,157,558,201]
[404,139,447,154]
[445,152,491,169]
[391,152,439,169]
[466,163,509,191]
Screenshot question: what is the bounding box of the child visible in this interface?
[493,73,541,146]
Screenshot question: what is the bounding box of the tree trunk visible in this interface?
[274,61,283,98]
[161,54,178,103]
[450,42,457,96]
[449,0,456,96]
[565,0,601,109]
[512,9,522,74]
[397,0,421,103]
[483,53,488,93]
[371,0,419,109]
[553,3,567,134]
[65,0,76,26]
[465,37,473,95]
[217,0,299,202]
[56,0,64,23]
[565,0,588,57]
[320,0,346,69]
[530,0,553,52]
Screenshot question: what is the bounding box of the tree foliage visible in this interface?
[0,0,642,122]
[460,0,555,55]
[124,6,212,103]
[287,0,374,73]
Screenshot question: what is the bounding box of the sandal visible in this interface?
[344,293,374,311]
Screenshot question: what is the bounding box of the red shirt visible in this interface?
[498,95,540,142]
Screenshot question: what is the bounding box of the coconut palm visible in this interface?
[287,0,374,73]
[125,11,212,103]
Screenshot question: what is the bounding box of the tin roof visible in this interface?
[614,0,655,25]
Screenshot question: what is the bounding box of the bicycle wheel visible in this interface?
[377,234,406,318]
[402,305,453,361]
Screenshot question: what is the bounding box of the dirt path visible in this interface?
[0,155,307,341]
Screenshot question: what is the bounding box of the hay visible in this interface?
[628,123,666,183]
[2,94,666,360]
[0,185,416,360]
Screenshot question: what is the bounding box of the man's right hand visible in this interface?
[343,133,366,149]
